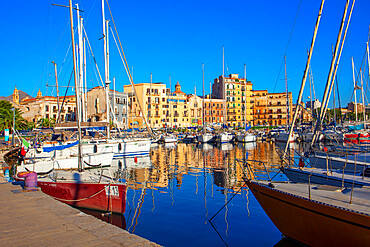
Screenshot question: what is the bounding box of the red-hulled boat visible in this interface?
[15,170,127,214]
[38,179,127,214]
[245,180,370,246]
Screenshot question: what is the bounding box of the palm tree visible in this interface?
[0,100,28,131]
[37,118,56,128]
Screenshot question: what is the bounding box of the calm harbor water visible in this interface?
[83,142,301,246]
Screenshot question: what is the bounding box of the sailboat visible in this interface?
[14,0,127,214]
[215,47,234,144]
[197,64,214,143]
[245,1,370,246]
[236,64,256,143]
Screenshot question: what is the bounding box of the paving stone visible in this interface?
[0,175,160,246]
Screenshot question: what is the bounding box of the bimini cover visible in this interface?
[348,123,364,131]
[43,141,79,153]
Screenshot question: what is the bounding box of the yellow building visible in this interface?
[267,92,293,126]
[212,74,253,128]
[124,81,190,129]
[252,90,268,126]
[167,82,189,128]
[124,82,167,129]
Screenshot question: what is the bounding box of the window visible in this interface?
[162,97,165,102]
[45,105,49,112]
[147,89,150,94]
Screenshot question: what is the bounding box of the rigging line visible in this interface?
[105,0,153,136]
[57,70,74,123]
[272,0,302,92]
[83,26,105,87]
[208,182,246,222]
[108,24,131,88]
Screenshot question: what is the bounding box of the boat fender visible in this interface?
[268,183,275,188]
[94,144,98,153]
[118,143,122,151]
[299,157,304,168]
[20,147,27,156]
[118,160,122,169]
[134,157,137,163]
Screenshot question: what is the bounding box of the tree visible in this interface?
[0,100,28,131]
[37,118,56,128]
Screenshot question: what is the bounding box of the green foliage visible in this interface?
[0,100,28,131]
[37,118,56,128]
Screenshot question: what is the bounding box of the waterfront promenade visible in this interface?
[0,153,160,246]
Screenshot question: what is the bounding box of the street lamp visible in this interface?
[11,108,15,146]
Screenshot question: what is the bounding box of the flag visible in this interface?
[22,138,30,148]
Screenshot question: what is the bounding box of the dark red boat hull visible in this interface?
[38,181,127,214]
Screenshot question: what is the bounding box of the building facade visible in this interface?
[86,86,128,129]
[212,74,253,127]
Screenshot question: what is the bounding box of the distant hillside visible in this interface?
[0,90,33,102]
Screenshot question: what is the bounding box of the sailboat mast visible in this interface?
[283,0,324,157]
[102,0,110,138]
[202,63,205,131]
[311,0,351,146]
[68,0,83,171]
[210,80,212,125]
[244,64,247,128]
[285,56,289,127]
[52,61,60,123]
[360,69,365,124]
[150,73,152,129]
[308,53,314,130]
[222,46,226,127]
[77,5,84,122]
[352,57,358,122]
[169,75,172,129]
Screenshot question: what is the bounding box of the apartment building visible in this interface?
[166,82,189,128]
[124,82,167,129]
[267,92,293,126]
[212,74,253,127]
[204,96,224,126]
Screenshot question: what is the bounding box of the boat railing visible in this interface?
[236,158,275,182]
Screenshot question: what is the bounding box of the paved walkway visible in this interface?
[0,177,160,246]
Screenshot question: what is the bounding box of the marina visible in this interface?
[1,0,370,246]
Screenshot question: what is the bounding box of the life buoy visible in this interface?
[323,146,328,152]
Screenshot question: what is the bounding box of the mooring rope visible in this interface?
[50,183,111,202]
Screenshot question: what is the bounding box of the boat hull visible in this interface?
[246,180,370,247]
[38,181,127,214]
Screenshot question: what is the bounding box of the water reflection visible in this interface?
[87,142,297,246]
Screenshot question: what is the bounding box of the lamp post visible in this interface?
[11,108,15,146]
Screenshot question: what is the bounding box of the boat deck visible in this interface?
[256,181,370,216]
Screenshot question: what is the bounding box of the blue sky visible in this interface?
[1,0,369,107]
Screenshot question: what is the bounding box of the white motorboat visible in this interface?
[197,132,214,143]
[216,132,234,143]
[236,132,256,143]
[18,152,114,174]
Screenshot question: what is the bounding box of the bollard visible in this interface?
[17,171,38,189]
